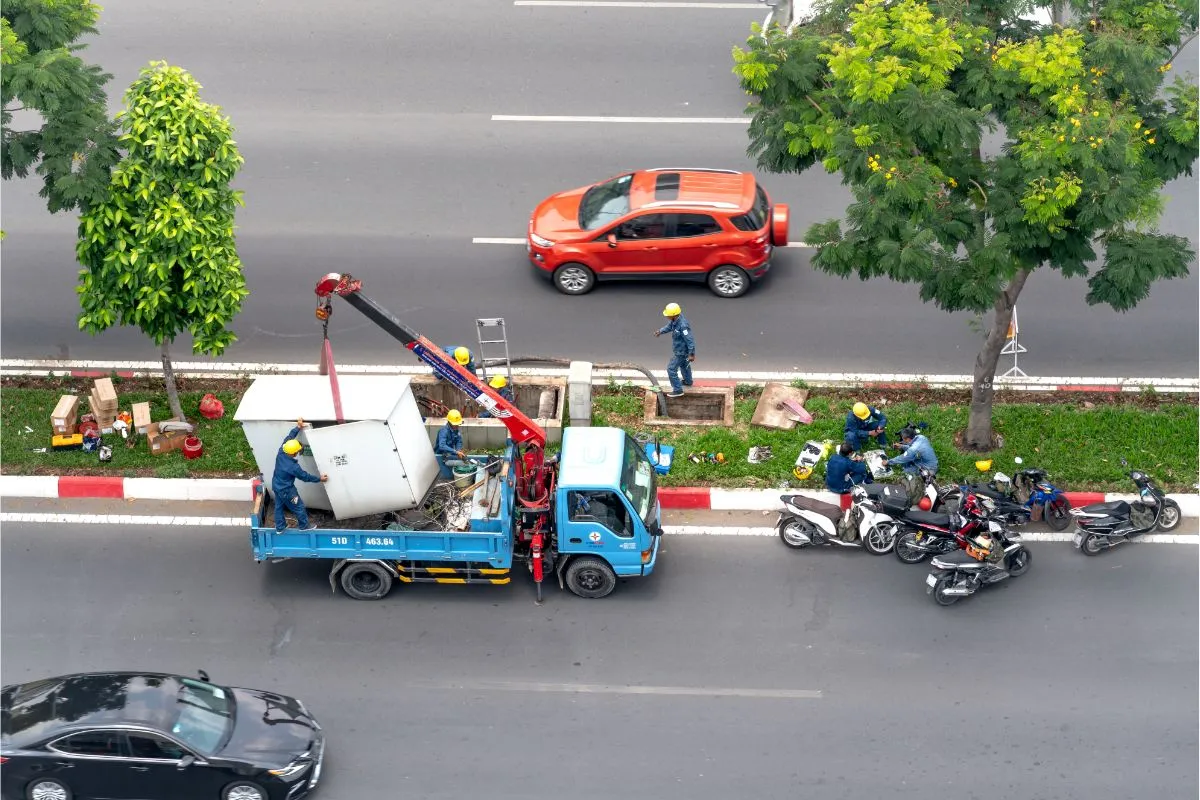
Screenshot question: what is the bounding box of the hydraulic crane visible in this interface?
[313,272,556,595]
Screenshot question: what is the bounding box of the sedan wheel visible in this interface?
[708,265,749,298]
[224,782,268,800]
[27,779,71,800]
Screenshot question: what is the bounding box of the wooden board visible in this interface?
[750,382,812,431]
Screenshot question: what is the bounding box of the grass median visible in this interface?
[2,375,1196,492]
[595,385,1199,492]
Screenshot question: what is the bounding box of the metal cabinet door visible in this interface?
[304,421,417,519]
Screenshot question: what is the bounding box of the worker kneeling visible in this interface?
[479,375,515,419]
[435,409,473,480]
[273,418,329,532]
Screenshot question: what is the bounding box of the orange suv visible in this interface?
[527,168,789,298]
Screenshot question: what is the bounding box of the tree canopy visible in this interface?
[1,0,120,214]
[734,0,1198,446]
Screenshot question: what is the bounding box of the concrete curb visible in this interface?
[1,476,1196,517]
[3,358,1198,393]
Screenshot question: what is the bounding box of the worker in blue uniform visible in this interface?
[435,409,470,479]
[273,418,328,532]
[479,375,515,419]
[825,442,872,494]
[844,401,888,449]
[439,346,476,380]
[654,302,695,398]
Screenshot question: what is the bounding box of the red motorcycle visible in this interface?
[892,492,1004,564]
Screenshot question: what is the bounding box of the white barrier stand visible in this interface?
[998,306,1029,379]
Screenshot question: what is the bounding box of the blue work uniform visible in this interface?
[440,345,477,380]
[479,385,515,418]
[434,422,466,480]
[888,434,938,475]
[825,452,871,494]
[658,315,696,393]
[272,426,322,531]
[844,406,888,449]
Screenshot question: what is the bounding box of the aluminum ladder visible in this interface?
[475,317,514,387]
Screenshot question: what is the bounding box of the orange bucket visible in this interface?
[183,435,204,459]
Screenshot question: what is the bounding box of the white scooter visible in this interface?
[776,484,901,555]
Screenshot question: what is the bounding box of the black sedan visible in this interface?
[0,671,324,800]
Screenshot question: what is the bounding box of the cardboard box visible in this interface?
[51,395,80,429]
[147,421,188,455]
[93,378,119,410]
[131,402,152,434]
[53,423,76,436]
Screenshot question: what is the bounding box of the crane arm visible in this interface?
[314,272,547,449]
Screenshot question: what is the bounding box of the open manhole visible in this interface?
[643,387,735,426]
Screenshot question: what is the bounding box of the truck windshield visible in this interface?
[620,435,657,526]
[579,173,633,230]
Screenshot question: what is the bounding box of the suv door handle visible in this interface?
[643,246,659,251]
[130,766,151,772]
[702,243,718,248]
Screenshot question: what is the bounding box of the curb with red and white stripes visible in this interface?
[1,475,1196,518]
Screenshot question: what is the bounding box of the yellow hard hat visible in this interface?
[282,439,302,456]
[489,375,507,389]
[975,459,993,472]
[662,302,682,317]
[453,347,471,366]
[447,409,463,425]
[852,402,870,420]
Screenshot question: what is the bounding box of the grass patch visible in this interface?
[1,382,256,477]
[596,387,1199,492]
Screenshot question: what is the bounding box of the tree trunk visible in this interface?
[161,340,187,423]
[965,269,1031,450]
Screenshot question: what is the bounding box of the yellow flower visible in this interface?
[948,178,958,187]
[1134,121,1141,129]
[1148,138,1156,144]
[1071,118,1081,126]
[1092,111,1099,117]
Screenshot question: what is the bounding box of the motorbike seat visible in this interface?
[966,483,1008,501]
[902,509,953,528]
[939,550,985,567]
[1080,500,1130,517]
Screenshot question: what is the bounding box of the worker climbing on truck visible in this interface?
[440,346,476,380]
[478,375,514,419]
[434,409,470,479]
[273,418,329,532]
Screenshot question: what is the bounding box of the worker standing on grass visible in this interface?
[435,409,470,479]
[654,302,695,398]
[273,418,328,532]
[844,401,888,449]
[479,375,515,419]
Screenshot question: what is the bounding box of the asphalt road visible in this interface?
[1,0,1196,377]
[2,516,1197,800]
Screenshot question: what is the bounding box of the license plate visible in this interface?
[1073,533,1083,547]
[925,573,938,588]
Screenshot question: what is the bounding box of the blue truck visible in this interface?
[249,273,664,602]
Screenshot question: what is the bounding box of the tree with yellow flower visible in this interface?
[733,0,1198,450]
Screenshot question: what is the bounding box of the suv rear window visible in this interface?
[730,185,770,232]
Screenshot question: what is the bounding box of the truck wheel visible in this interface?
[565,557,617,599]
[339,562,393,600]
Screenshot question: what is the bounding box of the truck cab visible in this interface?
[553,427,662,598]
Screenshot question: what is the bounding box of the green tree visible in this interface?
[2,0,120,214]
[734,0,1198,449]
[77,61,248,423]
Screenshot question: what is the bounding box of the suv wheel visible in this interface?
[708,265,749,298]
[552,263,595,295]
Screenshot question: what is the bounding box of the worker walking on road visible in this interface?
[654,302,695,398]
[435,409,471,479]
[844,401,888,449]
[479,375,515,419]
[273,418,328,532]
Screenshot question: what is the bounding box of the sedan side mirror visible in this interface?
[177,755,196,770]
[606,233,618,248]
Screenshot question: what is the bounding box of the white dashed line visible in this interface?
[515,1,762,7]
[491,114,749,124]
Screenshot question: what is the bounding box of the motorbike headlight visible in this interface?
[529,233,554,248]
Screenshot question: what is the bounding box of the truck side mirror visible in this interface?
[651,525,664,537]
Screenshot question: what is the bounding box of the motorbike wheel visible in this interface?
[894,531,929,564]
[778,518,816,549]
[1158,499,1182,532]
[1079,532,1104,556]
[1044,497,1072,531]
[863,522,898,556]
[1006,546,1032,577]
[932,575,961,606]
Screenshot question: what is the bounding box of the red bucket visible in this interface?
[183,435,204,459]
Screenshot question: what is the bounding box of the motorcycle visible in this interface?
[891,491,998,564]
[948,460,1071,530]
[777,484,900,555]
[925,525,1032,606]
[1071,463,1182,554]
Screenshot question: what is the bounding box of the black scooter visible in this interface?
[1071,462,1182,555]
[926,525,1031,606]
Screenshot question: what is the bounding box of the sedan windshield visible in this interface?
[579,173,633,230]
[171,678,234,756]
[620,435,657,527]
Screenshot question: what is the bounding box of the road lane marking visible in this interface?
[492,114,750,124]
[664,526,1200,544]
[425,680,822,699]
[472,236,813,247]
[515,1,762,7]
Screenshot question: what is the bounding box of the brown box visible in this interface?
[132,402,152,435]
[53,423,76,436]
[147,421,187,455]
[51,395,80,429]
[93,378,119,410]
